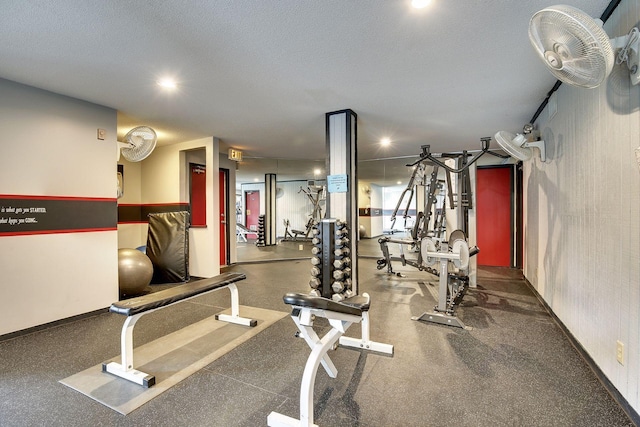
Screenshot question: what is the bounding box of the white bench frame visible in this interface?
[103,280,255,387]
[268,293,393,427]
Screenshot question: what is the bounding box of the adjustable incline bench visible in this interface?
[268,292,393,427]
[103,272,255,387]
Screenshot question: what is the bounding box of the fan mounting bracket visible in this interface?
[613,28,640,86]
[523,140,546,162]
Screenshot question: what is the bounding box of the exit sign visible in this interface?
[228,148,243,161]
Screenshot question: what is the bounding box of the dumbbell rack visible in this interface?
[308,218,353,301]
[255,214,266,247]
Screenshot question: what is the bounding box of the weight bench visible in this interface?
[236,223,251,242]
[290,228,307,241]
[103,272,256,387]
[268,292,393,427]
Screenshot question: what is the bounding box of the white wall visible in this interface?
[117,158,145,249]
[0,79,118,335]
[357,181,383,238]
[523,0,640,413]
[276,181,317,237]
[142,137,220,278]
[370,184,383,237]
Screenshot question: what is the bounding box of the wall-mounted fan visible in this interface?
[494,131,546,162]
[529,4,640,88]
[118,126,157,162]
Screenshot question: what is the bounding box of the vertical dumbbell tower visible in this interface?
[308,219,353,300]
[255,214,266,247]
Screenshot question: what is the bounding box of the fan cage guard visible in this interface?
[529,4,614,88]
[122,127,157,161]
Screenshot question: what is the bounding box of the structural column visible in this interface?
[264,173,277,246]
[325,109,358,295]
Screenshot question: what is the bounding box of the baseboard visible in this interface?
[524,278,639,427]
[0,308,108,342]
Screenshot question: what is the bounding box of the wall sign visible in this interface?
[0,195,117,236]
[327,174,348,193]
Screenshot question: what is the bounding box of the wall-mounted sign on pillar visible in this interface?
[325,109,358,297]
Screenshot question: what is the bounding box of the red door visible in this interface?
[245,191,260,238]
[219,169,228,265]
[476,167,512,267]
[190,164,206,227]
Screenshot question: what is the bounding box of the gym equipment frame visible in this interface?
[412,231,478,328]
[377,143,487,328]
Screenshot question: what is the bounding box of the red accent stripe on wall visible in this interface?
[0,227,117,237]
[0,194,116,202]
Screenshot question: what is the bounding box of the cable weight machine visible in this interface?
[377,140,489,328]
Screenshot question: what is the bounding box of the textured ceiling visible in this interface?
[0,0,611,161]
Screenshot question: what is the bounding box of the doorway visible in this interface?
[476,166,513,267]
[245,191,260,239]
[219,169,229,266]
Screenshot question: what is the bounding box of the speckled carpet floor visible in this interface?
[60,306,287,415]
[0,259,635,426]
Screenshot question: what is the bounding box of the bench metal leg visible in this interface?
[102,313,156,387]
[339,311,394,355]
[215,283,258,327]
[291,309,338,378]
[268,316,352,427]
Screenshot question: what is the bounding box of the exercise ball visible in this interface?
[359,224,367,239]
[118,248,153,297]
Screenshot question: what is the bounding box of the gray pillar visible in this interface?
[325,109,358,296]
[264,173,277,246]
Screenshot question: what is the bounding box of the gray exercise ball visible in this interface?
[359,224,366,239]
[118,248,153,297]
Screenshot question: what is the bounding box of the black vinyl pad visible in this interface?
[283,293,365,316]
[110,272,246,316]
[146,211,190,283]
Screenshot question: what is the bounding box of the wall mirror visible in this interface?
[234,156,424,262]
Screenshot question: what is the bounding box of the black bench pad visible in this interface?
[283,293,368,316]
[110,272,247,316]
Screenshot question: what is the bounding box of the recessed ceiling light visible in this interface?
[253,178,260,182]
[411,0,431,9]
[397,181,402,185]
[381,137,391,147]
[157,77,177,90]
[314,168,321,175]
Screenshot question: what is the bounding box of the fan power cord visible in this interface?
[616,27,639,66]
